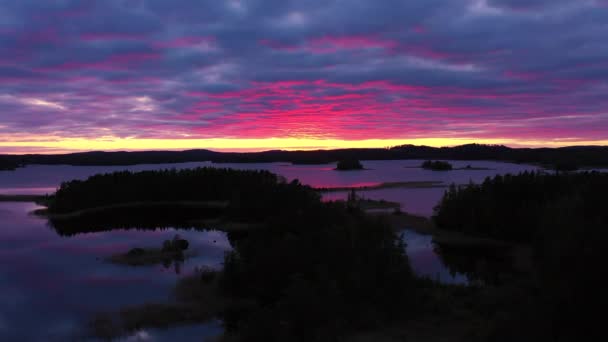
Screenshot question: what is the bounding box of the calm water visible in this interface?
[0,201,466,340]
[0,202,230,341]
[0,160,540,216]
[401,230,468,285]
[0,160,539,339]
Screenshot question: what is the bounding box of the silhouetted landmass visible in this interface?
[35,167,608,340]
[433,171,606,339]
[335,158,364,170]
[46,168,316,218]
[219,202,415,340]
[421,160,453,171]
[3,144,608,169]
[0,156,20,170]
[47,167,416,340]
[434,171,608,242]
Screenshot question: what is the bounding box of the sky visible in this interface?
[1,0,608,153]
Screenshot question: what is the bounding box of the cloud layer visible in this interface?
[1,0,608,151]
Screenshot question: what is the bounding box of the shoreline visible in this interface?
[0,194,47,202]
[35,200,229,219]
[316,180,445,192]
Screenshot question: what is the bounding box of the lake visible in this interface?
[0,201,230,341]
[0,159,540,216]
[0,160,540,340]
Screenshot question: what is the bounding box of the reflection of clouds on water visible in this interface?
[0,202,232,341]
[120,330,152,341]
[117,321,223,342]
[1,160,540,198]
[401,230,468,285]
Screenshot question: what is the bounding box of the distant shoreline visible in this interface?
[2,144,608,169]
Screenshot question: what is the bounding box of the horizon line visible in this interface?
[2,137,608,155]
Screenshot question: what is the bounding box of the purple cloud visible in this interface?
[0,0,607,151]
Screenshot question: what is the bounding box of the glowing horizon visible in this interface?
[2,136,608,155]
[1,1,608,154]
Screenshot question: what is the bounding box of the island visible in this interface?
[335,158,364,170]
[421,160,453,171]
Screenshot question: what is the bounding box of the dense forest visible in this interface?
[433,171,607,339]
[3,144,608,169]
[220,202,415,340]
[48,168,321,222]
[433,171,608,242]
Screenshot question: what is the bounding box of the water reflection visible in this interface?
[400,230,468,285]
[1,160,541,216]
[47,204,225,236]
[434,243,516,286]
[0,202,231,341]
[113,320,223,342]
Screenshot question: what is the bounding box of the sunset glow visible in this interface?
[1,0,608,153]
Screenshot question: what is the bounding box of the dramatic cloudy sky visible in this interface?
[1,0,608,153]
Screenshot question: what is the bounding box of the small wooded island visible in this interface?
[335,158,364,170]
[421,160,453,171]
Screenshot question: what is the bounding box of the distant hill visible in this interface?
[2,144,608,169]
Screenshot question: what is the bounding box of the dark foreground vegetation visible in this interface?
[3,144,608,169]
[421,160,453,171]
[39,167,607,340]
[54,168,417,340]
[433,171,607,340]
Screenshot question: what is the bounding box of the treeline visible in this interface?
[0,156,20,170]
[433,171,607,339]
[3,144,608,168]
[48,168,320,221]
[433,171,608,242]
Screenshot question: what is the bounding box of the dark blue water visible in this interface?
[0,202,230,341]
